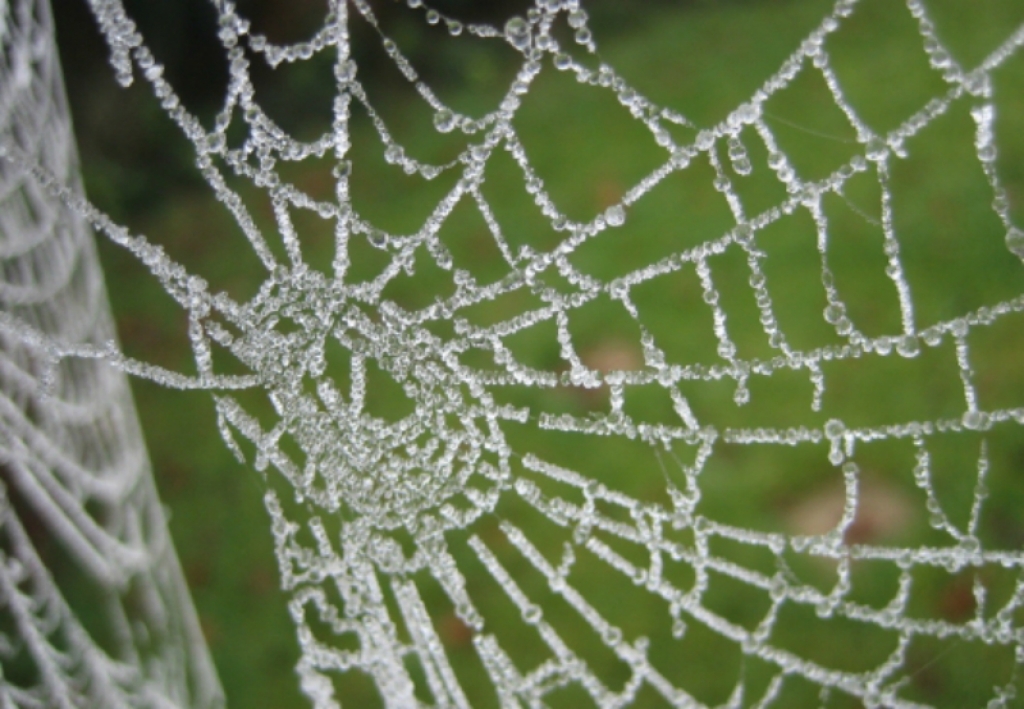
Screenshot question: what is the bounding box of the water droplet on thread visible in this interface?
[897,335,920,358]
[866,136,887,161]
[204,133,226,154]
[734,102,760,125]
[964,71,991,97]
[733,224,753,245]
[1005,227,1024,258]
[505,16,531,50]
[568,9,588,28]
[962,410,988,431]
[603,626,622,645]
[696,130,715,151]
[604,205,626,227]
[824,419,845,438]
[434,108,456,133]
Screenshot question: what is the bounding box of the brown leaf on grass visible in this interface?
[581,338,643,374]
[186,558,212,589]
[437,612,473,650]
[247,564,278,597]
[594,177,624,211]
[938,575,976,622]
[785,475,916,544]
[199,615,221,648]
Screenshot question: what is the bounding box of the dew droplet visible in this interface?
[204,133,226,154]
[433,108,456,133]
[896,334,920,358]
[333,160,352,179]
[733,158,752,176]
[921,328,942,346]
[1005,227,1024,258]
[734,102,761,125]
[338,59,357,85]
[962,409,988,431]
[696,130,715,151]
[604,205,626,227]
[978,143,997,162]
[573,526,590,545]
[824,419,845,439]
[733,223,753,245]
[568,8,588,28]
[866,136,887,161]
[504,16,531,50]
[963,71,991,97]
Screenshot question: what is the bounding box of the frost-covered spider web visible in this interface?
[0,0,222,705]
[5,0,1024,706]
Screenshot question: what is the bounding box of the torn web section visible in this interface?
[29,0,1024,708]
[0,0,223,706]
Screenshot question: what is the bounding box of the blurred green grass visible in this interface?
[72,0,1024,706]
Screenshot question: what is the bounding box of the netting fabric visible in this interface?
[0,0,222,706]
[5,0,1024,706]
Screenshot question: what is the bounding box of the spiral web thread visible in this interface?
[0,0,223,706]
[3,0,1024,706]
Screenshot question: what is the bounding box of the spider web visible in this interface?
[4,0,1024,706]
[0,0,222,706]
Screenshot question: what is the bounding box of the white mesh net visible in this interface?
[4,0,1024,706]
[0,0,222,706]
